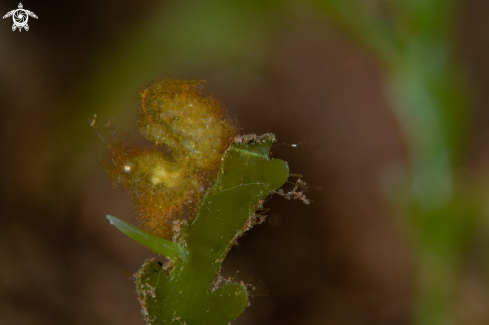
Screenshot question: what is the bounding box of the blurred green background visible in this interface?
[1,0,489,324]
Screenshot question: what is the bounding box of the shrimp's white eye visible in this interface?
[123,162,133,173]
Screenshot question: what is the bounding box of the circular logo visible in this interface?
[13,9,28,28]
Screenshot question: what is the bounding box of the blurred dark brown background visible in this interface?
[1,0,489,324]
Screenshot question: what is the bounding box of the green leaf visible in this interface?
[135,137,289,325]
[106,215,183,258]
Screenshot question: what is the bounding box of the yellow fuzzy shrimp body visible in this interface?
[103,78,236,239]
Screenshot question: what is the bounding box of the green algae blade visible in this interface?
[106,215,183,258]
[135,137,289,325]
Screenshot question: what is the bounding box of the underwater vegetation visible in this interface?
[97,77,307,324]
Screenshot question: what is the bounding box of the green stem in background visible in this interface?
[311,0,464,206]
[309,1,476,324]
[107,136,290,325]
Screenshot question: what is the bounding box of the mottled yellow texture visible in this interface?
[103,78,236,239]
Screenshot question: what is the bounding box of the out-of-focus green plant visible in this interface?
[310,0,483,324]
[100,78,305,324]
